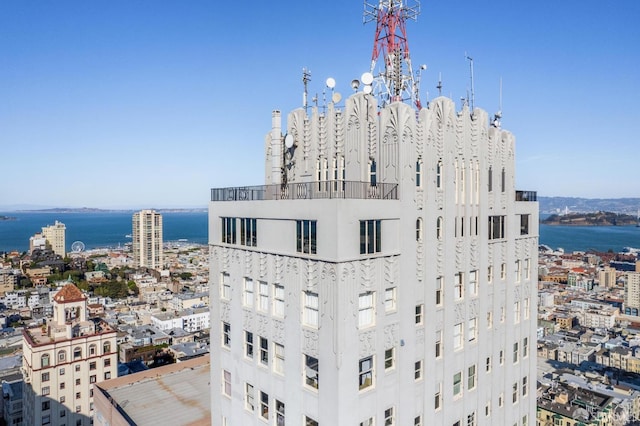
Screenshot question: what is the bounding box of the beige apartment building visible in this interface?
[42,221,66,257]
[21,283,117,426]
[132,209,163,270]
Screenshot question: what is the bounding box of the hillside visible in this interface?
[542,211,638,226]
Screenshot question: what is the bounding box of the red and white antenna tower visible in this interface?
[364,0,421,108]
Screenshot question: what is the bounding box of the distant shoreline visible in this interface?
[9,208,207,214]
[0,215,16,221]
[542,211,638,226]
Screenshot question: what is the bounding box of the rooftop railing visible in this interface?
[515,190,537,202]
[211,181,398,202]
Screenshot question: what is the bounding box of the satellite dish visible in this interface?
[71,241,85,253]
[332,92,342,103]
[363,85,372,95]
[361,72,374,85]
[326,77,336,89]
[351,79,360,91]
[284,134,294,149]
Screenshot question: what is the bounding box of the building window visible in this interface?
[104,372,111,380]
[75,364,80,372]
[524,297,530,320]
[221,272,230,300]
[453,371,463,397]
[273,284,285,317]
[75,378,81,386]
[415,360,423,381]
[104,358,111,367]
[296,220,317,254]
[90,375,96,384]
[488,166,493,192]
[258,281,269,312]
[75,392,81,400]
[60,409,66,418]
[60,395,65,403]
[468,318,477,343]
[222,322,231,348]
[305,417,319,426]
[488,215,505,239]
[385,348,395,371]
[468,364,477,390]
[103,342,111,354]
[90,361,96,371]
[73,347,81,359]
[358,292,375,328]
[274,343,284,375]
[243,278,254,308]
[260,391,269,420]
[304,355,319,390]
[469,270,478,297]
[486,356,491,373]
[436,276,443,306]
[359,356,374,390]
[384,407,395,425]
[416,218,423,242]
[360,220,381,254]
[515,260,522,283]
[58,350,66,362]
[245,331,254,359]
[499,350,504,365]
[414,416,422,426]
[523,337,529,358]
[42,400,50,411]
[303,291,319,328]
[361,418,374,426]
[435,330,442,358]
[436,160,443,189]
[245,383,254,411]
[487,265,493,283]
[512,382,518,404]
[384,287,396,312]
[60,382,65,389]
[42,386,50,395]
[416,158,422,187]
[498,392,503,407]
[240,218,257,247]
[436,217,443,240]
[42,372,50,382]
[76,405,81,413]
[487,311,493,329]
[520,214,530,235]
[501,167,506,192]
[260,337,269,366]
[42,415,51,425]
[455,273,464,300]
[369,159,377,186]
[514,301,521,324]
[467,412,476,426]
[89,344,96,356]
[485,401,491,417]
[275,400,285,426]
[221,217,236,244]
[435,382,442,410]
[415,304,424,325]
[500,263,506,280]
[41,354,50,368]
[223,370,231,397]
[454,323,463,350]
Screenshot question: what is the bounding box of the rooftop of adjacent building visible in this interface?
[23,317,115,346]
[95,354,210,426]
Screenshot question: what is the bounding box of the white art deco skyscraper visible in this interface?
[132,209,163,270]
[209,2,538,425]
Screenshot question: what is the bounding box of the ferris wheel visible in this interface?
[71,241,85,253]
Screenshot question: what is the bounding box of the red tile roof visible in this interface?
[53,283,87,303]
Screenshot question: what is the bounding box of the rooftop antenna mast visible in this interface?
[493,77,503,127]
[465,53,475,112]
[302,68,312,113]
[436,72,442,96]
[364,0,421,109]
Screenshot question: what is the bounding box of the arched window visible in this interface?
[89,344,96,356]
[41,354,50,368]
[436,217,443,240]
[416,218,423,242]
[73,347,82,359]
[103,342,111,354]
[58,350,66,363]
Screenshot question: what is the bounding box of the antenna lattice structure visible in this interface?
[364,0,421,108]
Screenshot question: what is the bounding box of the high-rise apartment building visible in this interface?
[42,221,66,258]
[624,272,640,316]
[132,210,163,270]
[209,4,538,425]
[599,266,617,288]
[21,283,117,426]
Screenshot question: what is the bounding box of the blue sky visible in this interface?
[1,1,638,209]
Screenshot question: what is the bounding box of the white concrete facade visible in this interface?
[209,94,538,425]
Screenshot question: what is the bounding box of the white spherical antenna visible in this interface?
[284,134,294,149]
[325,77,336,89]
[361,72,374,85]
[351,79,360,91]
[363,85,373,95]
[332,92,342,104]
[71,241,85,253]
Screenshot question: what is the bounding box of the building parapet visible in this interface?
[211,180,398,202]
